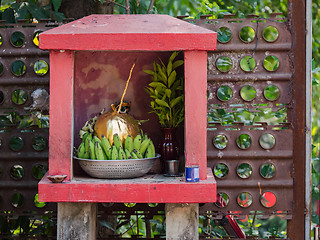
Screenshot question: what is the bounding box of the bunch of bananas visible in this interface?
[76,132,156,160]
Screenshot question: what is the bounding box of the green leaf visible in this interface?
[153,62,157,72]
[153,73,158,82]
[165,89,172,98]
[169,51,179,62]
[145,87,154,94]
[155,99,170,108]
[12,2,28,20]
[145,90,154,98]
[155,86,166,96]
[149,81,166,89]
[18,118,31,129]
[1,7,15,23]
[158,58,165,67]
[161,93,166,101]
[26,2,48,20]
[171,79,180,91]
[162,66,166,74]
[311,214,320,225]
[153,106,166,111]
[157,64,167,84]
[168,70,177,88]
[170,96,182,108]
[172,60,184,69]
[144,70,155,75]
[167,60,172,76]
[52,0,62,12]
[175,115,184,127]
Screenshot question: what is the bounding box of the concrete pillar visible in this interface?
[165,203,199,240]
[57,202,97,240]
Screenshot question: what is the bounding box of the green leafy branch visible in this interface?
[144,52,184,128]
[0,111,49,129]
[0,0,64,23]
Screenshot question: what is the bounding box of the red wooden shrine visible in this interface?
[38,14,217,203]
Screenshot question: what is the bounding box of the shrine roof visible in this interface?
[39,14,217,51]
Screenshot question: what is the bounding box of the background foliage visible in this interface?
[0,0,319,238]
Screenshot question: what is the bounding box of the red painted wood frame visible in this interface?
[38,15,217,203]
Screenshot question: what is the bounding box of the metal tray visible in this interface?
[74,154,160,179]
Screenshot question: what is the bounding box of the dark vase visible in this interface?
[159,128,179,173]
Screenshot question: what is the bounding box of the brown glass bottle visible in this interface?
[159,128,179,173]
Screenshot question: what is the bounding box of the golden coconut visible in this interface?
[94,111,140,145]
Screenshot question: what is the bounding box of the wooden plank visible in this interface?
[305,0,313,238]
[39,168,216,203]
[287,0,307,239]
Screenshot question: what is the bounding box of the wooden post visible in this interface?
[165,203,199,240]
[57,203,97,240]
[49,50,74,180]
[184,51,208,180]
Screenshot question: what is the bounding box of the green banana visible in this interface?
[111,145,119,160]
[131,151,138,159]
[95,142,106,160]
[133,149,143,159]
[139,138,151,156]
[101,135,112,160]
[93,136,102,144]
[84,133,92,153]
[125,149,132,159]
[82,132,89,143]
[149,140,155,157]
[145,145,153,158]
[145,142,156,158]
[77,142,85,158]
[133,134,142,151]
[88,140,96,159]
[84,151,90,159]
[118,147,126,160]
[124,135,133,152]
[113,134,122,151]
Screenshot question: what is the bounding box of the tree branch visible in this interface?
[105,0,127,11]
[125,0,130,14]
[147,0,155,14]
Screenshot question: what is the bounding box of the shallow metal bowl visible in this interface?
[74,154,160,179]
